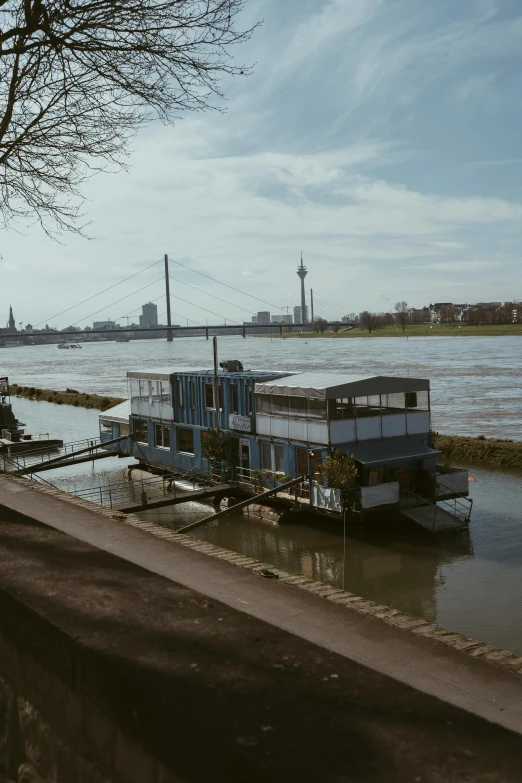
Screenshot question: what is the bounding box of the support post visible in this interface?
[213,336,220,435]
[310,288,314,323]
[164,254,173,342]
[206,327,209,341]
[279,325,283,337]
[242,325,246,339]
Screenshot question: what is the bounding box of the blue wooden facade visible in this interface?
[118,367,317,478]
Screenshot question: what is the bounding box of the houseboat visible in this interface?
[99,362,471,532]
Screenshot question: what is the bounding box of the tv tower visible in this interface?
[297,253,308,324]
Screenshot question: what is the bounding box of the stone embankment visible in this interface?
[2,475,522,782]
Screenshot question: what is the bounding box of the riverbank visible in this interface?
[9,383,124,411]
[435,433,522,469]
[259,324,522,338]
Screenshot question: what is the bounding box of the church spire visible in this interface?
[8,305,15,331]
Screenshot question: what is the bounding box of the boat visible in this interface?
[0,377,63,455]
[2,340,24,348]
[57,342,82,349]
[99,360,472,533]
[116,337,130,343]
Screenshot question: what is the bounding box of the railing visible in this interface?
[234,466,310,501]
[437,479,473,523]
[0,451,58,489]
[1,436,104,472]
[69,465,224,510]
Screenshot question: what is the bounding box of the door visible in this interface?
[239,439,250,480]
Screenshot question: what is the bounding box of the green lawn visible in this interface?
[261,324,522,339]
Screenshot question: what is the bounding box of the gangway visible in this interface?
[400,482,472,533]
[4,435,127,476]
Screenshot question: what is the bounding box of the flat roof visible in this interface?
[127,368,292,381]
[255,373,430,399]
[349,441,441,466]
[99,400,130,423]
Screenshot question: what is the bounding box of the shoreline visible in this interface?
[8,384,522,470]
[254,326,522,339]
[9,383,124,412]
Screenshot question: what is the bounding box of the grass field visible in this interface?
[261,324,522,339]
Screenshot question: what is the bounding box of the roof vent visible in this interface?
[219,360,244,372]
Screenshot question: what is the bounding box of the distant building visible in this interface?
[251,315,258,324]
[93,320,119,330]
[294,305,309,325]
[271,314,293,324]
[139,302,158,327]
[4,305,17,334]
[256,311,271,325]
[341,313,358,324]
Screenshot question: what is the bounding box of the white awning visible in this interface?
[99,400,130,424]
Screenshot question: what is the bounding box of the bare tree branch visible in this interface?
[0,0,257,236]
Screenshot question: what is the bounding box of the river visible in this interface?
[2,333,522,438]
[2,336,522,654]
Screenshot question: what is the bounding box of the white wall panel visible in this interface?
[406,412,430,435]
[329,419,356,444]
[382,414,406,438]
[356,417,381,441]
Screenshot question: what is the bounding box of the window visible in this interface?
[177,379,183,407]
[204,382,223,409]
[329,398,355,420]
[260,441,285,473]
[230,384,238,414]
[355,396,381,418]
[177,427,194,454]
[134,420,148,444]
[380,393,405,416]
[100,420,112,434]
[255,392,327,420]
[160,381,171,404]
[190,380,196,408]
[154,423,170,449]
[246,386,253,415]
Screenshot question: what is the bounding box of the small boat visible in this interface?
[116,337,130,343]
[58,342,82,349]
[3,340,23,348]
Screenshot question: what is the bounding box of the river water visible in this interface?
[2,336,522,654]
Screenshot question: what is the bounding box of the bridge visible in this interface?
[2,321,357,342]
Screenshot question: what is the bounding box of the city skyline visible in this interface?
[1,1,522,323]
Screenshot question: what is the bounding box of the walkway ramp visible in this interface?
[401,503,468,532]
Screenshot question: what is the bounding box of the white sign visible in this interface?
[229,414,251,433]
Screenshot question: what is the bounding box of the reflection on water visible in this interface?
[2,333,522,438]
[4,375,522,656]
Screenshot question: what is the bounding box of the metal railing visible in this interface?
[437,479,473,523]
[234,466,310,501]
[1,436,104,472]
[69,464,226,510]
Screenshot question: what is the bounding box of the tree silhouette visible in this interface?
[0,0,255,235]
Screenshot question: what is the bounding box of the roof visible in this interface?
[127,368,292,381]
[347,440,441,466]
[99,400,130,424]
[255,373,429,400]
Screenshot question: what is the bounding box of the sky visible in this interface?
[2,0,522,328]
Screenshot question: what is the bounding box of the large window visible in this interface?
[260,441,285,473]
[177,427,195,454]
[329,398,355,420]
[354,395,381,418]
[230,384,238,414]
[190,380,196,408]
[100,420,112,434]
[154,423,170,449]
[134,420,148,444]
[204,382,223,410]
[255,393,327,420]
